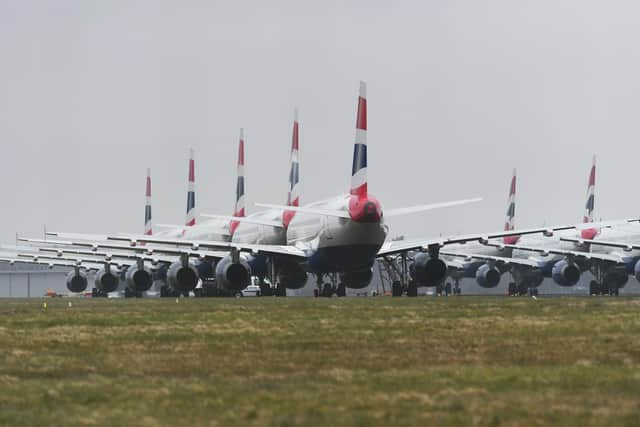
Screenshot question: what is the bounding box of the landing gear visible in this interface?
[321,283,333,297]
[407,283,418,297]
[260,281,273,297]
[91,288,108,298]
[336,283,346,297]
[275,283,287,297]
[392,280,403,297]
[124,288,142,298]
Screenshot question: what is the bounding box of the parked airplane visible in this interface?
[16,83,638,297]
[470,156,633,295]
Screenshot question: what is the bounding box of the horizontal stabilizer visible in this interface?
[200,213,283,228]
[254,203,351,219]
[385,197,482,217]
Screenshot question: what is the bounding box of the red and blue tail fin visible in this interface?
[583,155,596,224]
[283,109,300,228]
[581,156,598,240]
[230,129,246,235]
[503,169,519,244]
[144,168,152,236]
[350,81,368,198]
[185,148,196,227]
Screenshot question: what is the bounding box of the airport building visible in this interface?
[0,261,69,297]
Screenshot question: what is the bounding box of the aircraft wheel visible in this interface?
[322,283,333,297]
[507,282,516,296]
[336,283,346,297]
[275,283,286,297]
[391,281,403,297]
[589,280,598,296]
[260,282,273,297]
[407,283,418,297]
[444,282,452,296]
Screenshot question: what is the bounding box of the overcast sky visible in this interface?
[1,0,639,243]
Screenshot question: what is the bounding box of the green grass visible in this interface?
[1,297,639,426]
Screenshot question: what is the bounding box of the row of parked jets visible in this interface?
[3,81,640,297]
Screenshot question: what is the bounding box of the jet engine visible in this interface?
[551,259,581,287]
[278,261,308,289]
[339,268,373,289]
[167,259,199,293]
[605,266,629,289]
[66,269,88,293]
[475,263,501,288]
[94,267,121,293]
[195,260,215,280]
[215,254,251,291]
[633,259,640,282]
[410,252,447,287]
[125,264,153,292]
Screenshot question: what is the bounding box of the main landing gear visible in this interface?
[507,281,539,296]
[314,274,347,297]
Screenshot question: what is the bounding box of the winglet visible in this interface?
[350,81,367,198]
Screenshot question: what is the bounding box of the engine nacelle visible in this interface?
[633,259,640,283]
[475,263,501,288]
[125,265,153,292]
[66,270,88,293]
[94,267,120,293]
[195,260,215,279]
[278,261,308,289]
[215,255,251,291]
[410,252,447,287]
[551,259,580,287]
[167,261,199,293]
[339,268,373,289]
[606,266,629,289]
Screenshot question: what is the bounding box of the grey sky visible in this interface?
[1,0,639,244]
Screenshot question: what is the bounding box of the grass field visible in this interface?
[1,297,639,427]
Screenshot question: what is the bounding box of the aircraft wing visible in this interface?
[31,233,308,261]
[482,242,625,263]
[18,237,232,264]
[376,218,640,257]
[440,251,542,268]
[0,254,101,271]
[560,237,640,253]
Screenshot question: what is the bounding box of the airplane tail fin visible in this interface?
[350,81,368,198]
[283,109,300,227]
[230,130,246,235]
[584,155,596,224]
[185,148,196,227]
[581,155,598,240]
[503,169,519,244]
[144,168,152,236]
